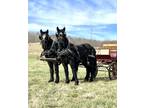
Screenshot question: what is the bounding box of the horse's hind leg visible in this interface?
[54,63,59,83]
[84,67,90,81]
[89,68,94,82]
[86,55,97,81]
[85,67,94,82]
[89,65,97,82]
[93,63,98,78]
[48,62,54,82]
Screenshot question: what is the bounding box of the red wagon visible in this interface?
[96,43,117,80]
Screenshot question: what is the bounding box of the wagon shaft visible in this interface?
[40,57,58,62]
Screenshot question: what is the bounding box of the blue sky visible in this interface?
[29,0,117,40]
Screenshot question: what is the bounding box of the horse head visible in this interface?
[55,27,69,51]
[39,29,53,50]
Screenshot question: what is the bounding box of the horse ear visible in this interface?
[40,29,42,33]
[57,27,60,32]
[39,35,42,40]
[46,29,49,34]
[63,27,65,31]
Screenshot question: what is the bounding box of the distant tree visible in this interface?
[28,32,117,48]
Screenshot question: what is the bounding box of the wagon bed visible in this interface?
[96,44,117,80]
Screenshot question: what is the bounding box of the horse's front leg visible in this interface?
[70,61,79,85]
[71,75,75,81]
[54,63,59,83]
[47,62,54,82]
[62,63,70,83]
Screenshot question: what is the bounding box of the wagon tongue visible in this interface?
[40,57,57,62]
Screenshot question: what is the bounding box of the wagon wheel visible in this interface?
[108,61,117,80]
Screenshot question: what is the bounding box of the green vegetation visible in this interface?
[28,43,117,108]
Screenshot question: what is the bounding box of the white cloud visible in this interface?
[28,0,117,40]
[28,23,54,31]
[91,11,116,24]
[28,23,45,31]
[29,0,116,26]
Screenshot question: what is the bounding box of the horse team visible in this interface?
[39,27,98,85]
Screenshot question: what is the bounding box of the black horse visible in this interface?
[56,27,98,85]
[39,29,71,84]
[39,29,59,83]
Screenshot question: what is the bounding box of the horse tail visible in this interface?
[92,47,98,78]
[87,45,98,78]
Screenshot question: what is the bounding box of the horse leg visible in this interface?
[84,67,90,81]
[62,63,70,83]
[89,68,94,82]
[70,62,79,85]
[71,64,79,81]
[71,67,75,81]
[93,62,98,78]
[47,62,54,82]
[71,76,75,81]
[89,58,97,81]
[88,65,96,82]
[54,63,59,83]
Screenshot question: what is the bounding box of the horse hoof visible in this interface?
[75,81,79,85]
[55,80,59,83]
[48,79,54,82]
[89,79,93,82]
[65,80,70,83]
[84,78,89,82]
[71,78,75,81]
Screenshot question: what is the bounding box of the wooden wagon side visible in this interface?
[96,43,117,80]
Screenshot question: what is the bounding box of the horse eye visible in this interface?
[39,35,42,40]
